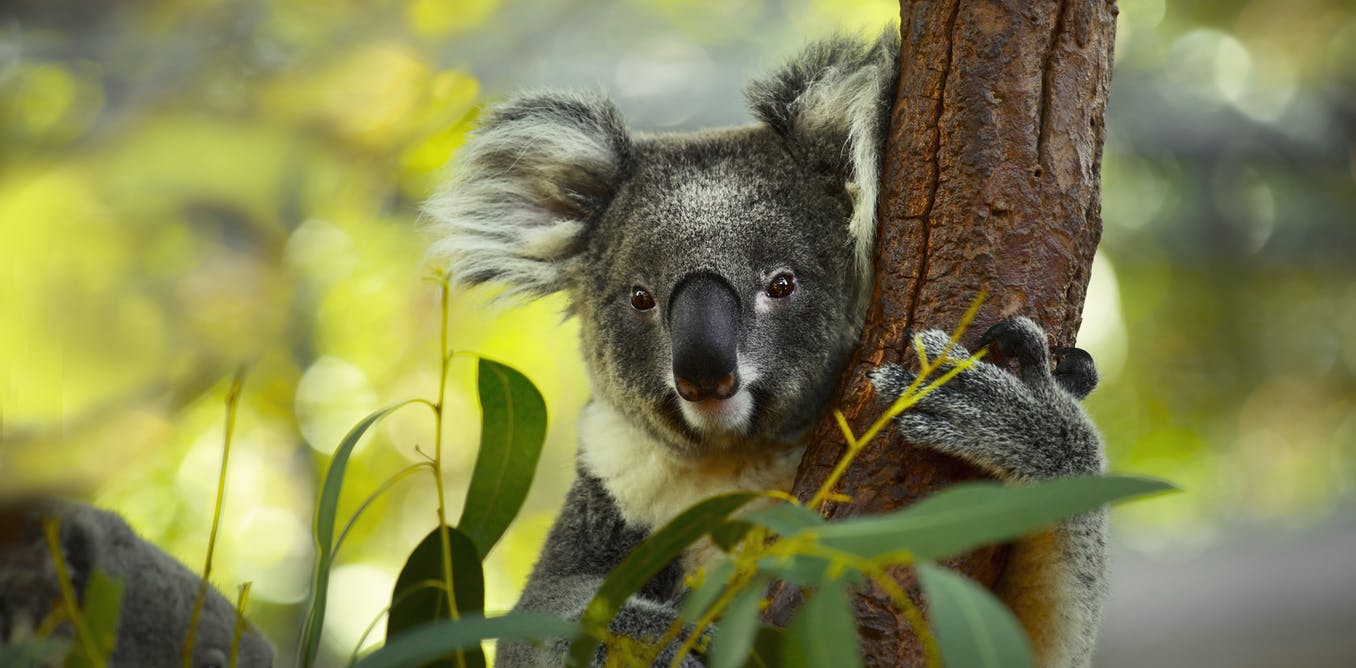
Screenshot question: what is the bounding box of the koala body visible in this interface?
[429,33,1107,668]
[0,499,273,668]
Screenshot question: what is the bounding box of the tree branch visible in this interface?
[763,2,1116,664]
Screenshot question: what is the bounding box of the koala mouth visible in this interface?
[677,388,756,435]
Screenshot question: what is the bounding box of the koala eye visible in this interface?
[630,286,656,311]
[765,273,796,299]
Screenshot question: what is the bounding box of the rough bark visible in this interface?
[762,1,1116,665]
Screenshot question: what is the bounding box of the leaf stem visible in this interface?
[41,517,105,667]
[809,293,987,511]
[432,277,466,668]
[185,368,245,668]
[346,579,450,666]
[229,582,252,668]
[333,462,431,556]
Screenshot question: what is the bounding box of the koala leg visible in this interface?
[495,473,706,668]
[870,317,1109,667]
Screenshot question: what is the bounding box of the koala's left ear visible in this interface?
[746,31,900,274]
[425,92,632,300]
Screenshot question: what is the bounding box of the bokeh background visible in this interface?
[2,0,1353,665]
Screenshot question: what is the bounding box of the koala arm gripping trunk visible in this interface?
[495,469,703,668]
[870,319,1108,667]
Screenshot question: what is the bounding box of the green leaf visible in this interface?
[741,627,785,668]
[816,475,1175,560]
[386,526,486,668]
[0,638,68,668]
[709,577,768,668]
[755,554,864,589]
[917,562,1034,668]
[680,560,735,622]
[708,520,754,552]
[67,569,123,668]
[458,358,548,557]
[354,614,577,668]
[781,579,860,668]
[301,400,423,668]
[567,492,757,666]
[755,555,836,587]
[743,502,824,537]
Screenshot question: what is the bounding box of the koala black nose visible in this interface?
[669,273,741,402]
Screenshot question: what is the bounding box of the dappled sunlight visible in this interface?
[3,0,1354,664]
[1079,252,1127,384]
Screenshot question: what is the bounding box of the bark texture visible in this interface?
[763,1,1116,665]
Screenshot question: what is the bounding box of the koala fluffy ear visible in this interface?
[746,31,900,276]
[425,92,632,300]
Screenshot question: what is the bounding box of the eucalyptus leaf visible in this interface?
[917,562,1034,668]
[781,579,860,668]
[741,627,785,668]
[816,475,1174,560]
[709,577,769,668]
[680,560,735,622]
[68,568,123,667]
[458,359,548,557]
[386,525,486,668]
[354,615,577,668]
[567,492,757,666]
[743,502,824,537]
[708,520,754,552]
[300,400,423,668]
[0,637,68,668]
[755,553,865,588]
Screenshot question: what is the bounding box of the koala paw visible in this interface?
[869,317,1105,481]
[977,317,1099,399]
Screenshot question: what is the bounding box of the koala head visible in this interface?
[0,499,273,668]
[428,35,898,457]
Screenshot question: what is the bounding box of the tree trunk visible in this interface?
[763,1,1115,665]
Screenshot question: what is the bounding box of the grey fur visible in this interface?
[426,92,633,301]
[871,321,1106,481]
[871,318,1107,667]
[495,469,702,668]
[0,499,273,668]
[428,32,1107,668]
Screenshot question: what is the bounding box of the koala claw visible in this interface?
[978,317,1099,400]
[1053,347,1098,399]
[978,317,1051,374]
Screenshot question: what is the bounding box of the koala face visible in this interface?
[573,128,859,455]
[427,36,898,459]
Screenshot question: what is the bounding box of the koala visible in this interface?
[873,321,1106,667]
[427,32,1107,668]
[0,499,273,668]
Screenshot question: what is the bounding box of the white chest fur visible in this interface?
[577,401,802,533]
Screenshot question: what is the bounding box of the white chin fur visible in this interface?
[677,388,754,434]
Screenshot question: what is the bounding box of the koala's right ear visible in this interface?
[746,32,899,284]
[425,93,632,300]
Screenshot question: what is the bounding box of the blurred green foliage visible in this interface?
[2,0,1354,664]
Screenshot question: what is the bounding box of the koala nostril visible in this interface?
[676,376,701,402]
[675,371,739,402]
[714,372,737,399]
